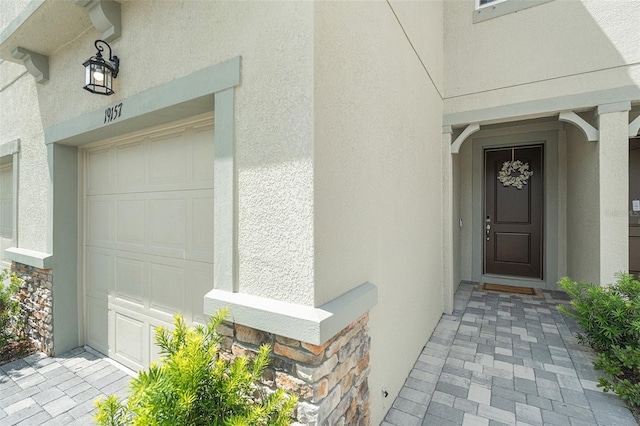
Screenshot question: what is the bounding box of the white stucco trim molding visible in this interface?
[5,247,53,269]
[11,46,48,84]
[629,115,640,138]
[204,282,378,346]
[74,0,121,43]
[558,111,598,142]
[0,139,20,157]
[473,0,554,24]
[450,123,480,154]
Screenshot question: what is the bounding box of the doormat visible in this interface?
[479,283,541,296]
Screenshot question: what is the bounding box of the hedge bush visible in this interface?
[94,309,297,426]
[0,270,23,349]
[558,273,640,408]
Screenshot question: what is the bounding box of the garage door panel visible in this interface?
[87,199,114,244]
[86,148,112,195]
[189,262,214,324]
[191,125,215,183]
[115,257,145,306]
[112,311,146,369]
[86,297,108,354]
[148,198,187,253]
[149,260,186,317]
[116,200,145,245]
[149,132,187,186]
[116,141,145,190]
[189,195,214,261]
[86,249,112,298]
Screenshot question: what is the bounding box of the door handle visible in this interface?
[486,216,491,240]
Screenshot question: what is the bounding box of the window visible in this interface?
[474,0,554,23]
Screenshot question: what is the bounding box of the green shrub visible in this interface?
[94,309,297,426]
[558,273,640,408]
[0,269,23,348]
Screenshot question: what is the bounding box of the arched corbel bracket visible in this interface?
[74,0,121,42]
[629,115,640,138]
[11,47,49,84]
[450,123,480,154]
[558,111,599,142]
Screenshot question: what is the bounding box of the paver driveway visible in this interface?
[0,347,131,425]
[383,282,638,426]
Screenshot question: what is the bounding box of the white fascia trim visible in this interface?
[5,247,53,269]
[0,0,44,46]
[596,101,631,115]
[444,86,640,128]
[204,282,378,346]
[0,139,20,157]
[473,0,554,23]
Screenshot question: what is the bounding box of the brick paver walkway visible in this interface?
[1,283,638,426]
[0,347,131,425]
[383,282,638,426]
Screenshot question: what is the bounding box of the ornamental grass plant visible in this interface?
[0,270,25,350]
[0,270,22,349]
[558,273,640,417]
[94,309,297,426]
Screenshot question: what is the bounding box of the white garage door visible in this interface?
[83,115,215,371]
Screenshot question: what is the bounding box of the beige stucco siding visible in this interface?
[565,123,600,284]
[0,0,35,31]
[0,62,48,253]
[313,1,444,422]
[444,0,640,113]
[4,1,316,305]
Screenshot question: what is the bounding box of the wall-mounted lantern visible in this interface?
[83,39,119,95]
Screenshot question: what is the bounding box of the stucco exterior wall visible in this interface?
[0,61,48,254]
[565,123,600,284]
[313,1,444,422]
[597,108,630,285]
[459,140,473,281]
[443,0,640,113]
[0,0,35,30]
[3,1,316,305]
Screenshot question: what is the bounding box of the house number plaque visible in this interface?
[104,103,123,124]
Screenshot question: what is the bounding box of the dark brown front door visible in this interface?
[630,138,640,278]
[484,145,543,279]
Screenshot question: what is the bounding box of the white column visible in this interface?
[442,126,454,314]
[597,102,630,285]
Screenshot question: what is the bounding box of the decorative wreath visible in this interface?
[498,160,533,189]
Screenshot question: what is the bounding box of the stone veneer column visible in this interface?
[218,313,371,426]
[11,262,54,355]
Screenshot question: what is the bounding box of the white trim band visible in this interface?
[204,282,378,345]
[5,247,53,269]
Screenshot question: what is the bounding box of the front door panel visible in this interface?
[484,145,543,279]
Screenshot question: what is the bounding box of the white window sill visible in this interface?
[474,0,554,23]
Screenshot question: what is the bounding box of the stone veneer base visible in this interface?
[218,313,371,426]
[11,262,54,355]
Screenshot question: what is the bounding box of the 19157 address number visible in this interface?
[104,103,123,124]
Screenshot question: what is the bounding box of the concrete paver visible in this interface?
[2,282,638,425]
[0,348,132,425]
[383,282,638,426]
